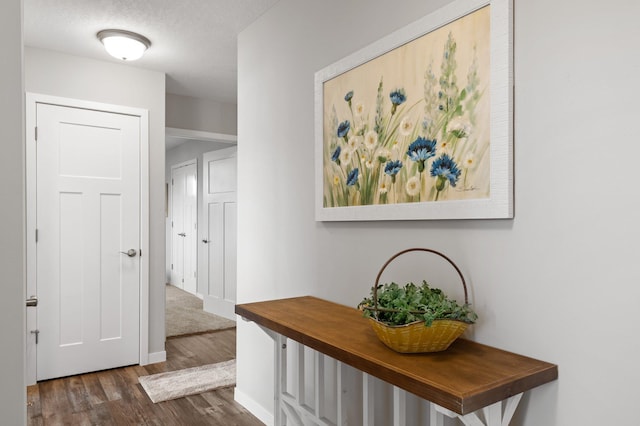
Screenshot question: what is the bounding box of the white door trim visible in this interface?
[25,93,150,385]
[165,127,237,144]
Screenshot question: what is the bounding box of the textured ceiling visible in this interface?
[24,0,280,104]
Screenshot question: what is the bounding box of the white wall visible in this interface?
[236,0,640,425]
[24,47,167,355]
[0,1,26,424]
[166,93,237,135]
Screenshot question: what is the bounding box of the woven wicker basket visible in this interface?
[363,248,471,353]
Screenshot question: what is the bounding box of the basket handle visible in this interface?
[373,248,468,307]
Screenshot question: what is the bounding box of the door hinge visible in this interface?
[194,271,197,278]
[171,264,173,270]
[182,278,184,283]
[171,221,174,228]
[172,179,174,185]
[30,329,39,345]
[35,126,38,141]
[35,229,38,243]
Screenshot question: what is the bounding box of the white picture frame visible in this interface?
[315,0,513,221]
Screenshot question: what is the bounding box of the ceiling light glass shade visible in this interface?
[97,29,151,61]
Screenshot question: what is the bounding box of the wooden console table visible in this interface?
[236,296,557,426]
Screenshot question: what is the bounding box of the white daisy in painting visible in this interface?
[340,148,352,165]
[405,176,421,196]
[438,140,451,156]
[391,140,400,151]
[379,181,388,194]
[333,175,340,186]
[399,116,414,136]
[462,153,477,169]
[365,159,374,169]
[354,102,365,117]
[364,130,378,150]
[347,135,362,152]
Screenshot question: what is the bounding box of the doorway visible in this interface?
[25,94,150,384]
[164,128,237,337]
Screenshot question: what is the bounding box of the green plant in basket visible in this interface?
[358,281,478,327]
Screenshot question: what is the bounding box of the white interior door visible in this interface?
[200,148,237,320]
[170,161,197,295]
[34,102,140,381]
[170,167,186,289]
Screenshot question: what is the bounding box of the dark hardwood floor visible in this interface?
[27,329,264,425]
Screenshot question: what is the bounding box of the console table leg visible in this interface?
[500,393,523,425]
[483,402,502,426]
[433,393,524,426]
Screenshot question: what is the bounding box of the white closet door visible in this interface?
[170,161,197,295]
[35,102,140,381]
[200,148,237,320]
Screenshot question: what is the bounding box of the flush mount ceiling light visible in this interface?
[97,29,151,61]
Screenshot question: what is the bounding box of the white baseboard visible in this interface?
[234,387,273,426]
[146,350,167,365]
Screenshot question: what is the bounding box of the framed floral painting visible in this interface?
[315,0,513,221]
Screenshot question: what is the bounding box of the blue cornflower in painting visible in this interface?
[337,120,350,142]
[384,160,403,184]
[346,168,359,186]
[384,160,403,176]
[389,88,406,115]
[406,137,437,173]
[430,153,461,192]
[390,89,406,105]
[331,145,341,165]
[345,90,354,109]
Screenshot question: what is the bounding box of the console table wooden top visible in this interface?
[235,296,558,415]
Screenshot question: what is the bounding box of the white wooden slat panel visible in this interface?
[393,386,406,426]
[297,343,306,406]
[336,361,346,426]
[363,373,375,426]
[314,352,325,420]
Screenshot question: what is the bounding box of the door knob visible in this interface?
[178,232,186,237]
[26,296,38,307]
[202,239,209,244]
[120,249,137,257]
